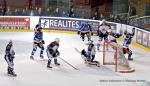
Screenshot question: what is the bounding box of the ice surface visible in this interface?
[0,32,150,86]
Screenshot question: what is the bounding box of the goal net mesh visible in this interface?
[103,41,134,73]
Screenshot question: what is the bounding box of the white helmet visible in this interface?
[9,40,13,44]
[55,38,60,43]
[102,19,106,24]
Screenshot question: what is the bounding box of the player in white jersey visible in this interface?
[107,29,121,43]
[4,40,17,76]
[81,40,100,67]
[97,19,111,50]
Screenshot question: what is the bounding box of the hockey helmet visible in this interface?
[102,19,106,24]
[8,40,13,46]
[55,38,60,43]
[35,24,40,28]
[9,40,12,43]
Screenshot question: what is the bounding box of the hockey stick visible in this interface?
[58,57,78,70]
[74,48,81,53]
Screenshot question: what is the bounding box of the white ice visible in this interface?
[0,32,150,86]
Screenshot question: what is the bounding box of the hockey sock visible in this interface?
[54,59,57,64]
[97,44,100,50]
[40,47,44,56]
[91,55,95,62]
[7,67,11,74]
[31,47,37,56]
[81,34,85,41]
[54,59,60,65]
[128,53,132,59]
[82,37,84,41]
[88,37,91,41]
[47,59,51,66]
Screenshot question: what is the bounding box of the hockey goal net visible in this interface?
[103,41,135,73]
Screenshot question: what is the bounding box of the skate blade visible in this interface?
[8,74,17,77]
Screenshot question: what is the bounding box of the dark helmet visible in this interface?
[8,40,13,46]
[35,24,40,28]
[37,27,42,31]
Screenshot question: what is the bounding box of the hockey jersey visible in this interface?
[79,23,91,33]
[98,24,111,35]
[123,32,134,48]
[34,31,43,43]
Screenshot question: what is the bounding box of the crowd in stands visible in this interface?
[0,5,149,31]
[0,6,127,23]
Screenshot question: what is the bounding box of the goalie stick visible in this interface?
[58,57,78,70]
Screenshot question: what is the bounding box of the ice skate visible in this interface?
[40,55,44,59]
[47,65,53,68]
[30,56,34,60]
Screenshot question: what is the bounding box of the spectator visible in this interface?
[17,9,22,15]
[30,10,34,16]
[68,7,74,17]
[62,11,67,17]
[100,14,104,20]
[93,12,100,20]
[34,7,39,16]
[109,14,114,22]
[14,9,19,16]
[0,5,3,15]
[81,11,85,18]
[5,7,12,16]
[44,8,50,16]
[22,9,27,16]
[38,8,42,16]
[53,7,59,17]
[25,7,30,16]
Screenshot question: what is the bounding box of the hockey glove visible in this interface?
[77,31,80,35]
[42,40,45,44]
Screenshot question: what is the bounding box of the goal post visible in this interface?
[103,41,118,72]
[103,41,135,73]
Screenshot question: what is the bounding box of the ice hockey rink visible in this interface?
[0,32,150,86]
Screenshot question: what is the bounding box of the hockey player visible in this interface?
[123,32,134,61]
[107,29,117,43]
[78,22,92,41]
[81,40,100,67]
[4,40,17,76]
[97,19,111,50]
[46,38,60,68]
[34,24,40,34]
[30,27,45,59]
[107,29,122,43]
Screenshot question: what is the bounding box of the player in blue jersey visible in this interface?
[30,27,45,59]
[78,22,92,41]
[123,28,135,61]
[34,24,40,34]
